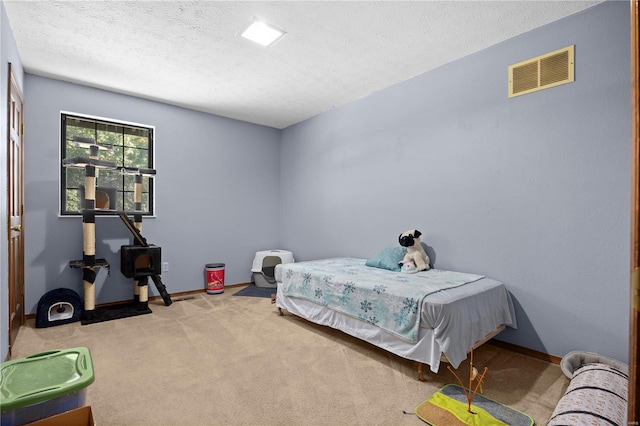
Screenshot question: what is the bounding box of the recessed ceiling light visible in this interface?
[241,18,286,47]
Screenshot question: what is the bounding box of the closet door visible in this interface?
[7,63,24,357]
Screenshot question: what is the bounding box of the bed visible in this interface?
[275,257,516,380]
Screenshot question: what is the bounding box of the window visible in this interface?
[60,113,155,215]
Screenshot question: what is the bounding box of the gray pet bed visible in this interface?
[550,351,629,426]
[560,350,629,378]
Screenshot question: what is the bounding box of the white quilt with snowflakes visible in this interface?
[279,258,484,343]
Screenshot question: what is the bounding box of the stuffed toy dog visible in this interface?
[398,229,430,271]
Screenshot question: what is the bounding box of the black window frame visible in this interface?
[60,112,155,216]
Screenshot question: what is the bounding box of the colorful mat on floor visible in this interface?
[415,384,534,426]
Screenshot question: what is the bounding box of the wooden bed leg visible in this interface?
[416,362,426,382]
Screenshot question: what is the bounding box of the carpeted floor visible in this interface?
[10,287,568,425]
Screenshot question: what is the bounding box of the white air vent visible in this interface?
[509,45,575,98]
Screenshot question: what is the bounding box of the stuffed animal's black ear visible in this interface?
[398,234,403,242]
[414,230,422,238]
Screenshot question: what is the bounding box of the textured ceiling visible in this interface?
[4,1,602,129]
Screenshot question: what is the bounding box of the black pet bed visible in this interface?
[36,288,83,328]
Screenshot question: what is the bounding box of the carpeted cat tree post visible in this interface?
[119,167,171,309]
[83,157,97,318]
[131,170,148,308]
[63,136,117,322]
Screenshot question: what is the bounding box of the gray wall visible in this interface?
[280,1,631,362]
[23,75,281,316]
[1,1,24,361]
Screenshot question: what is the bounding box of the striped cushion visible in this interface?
[548,363,628,426]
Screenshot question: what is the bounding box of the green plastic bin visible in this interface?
[0,347,95,426]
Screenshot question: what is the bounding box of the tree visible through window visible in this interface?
[60,113,155,215]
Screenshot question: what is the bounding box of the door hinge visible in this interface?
[633,268,640,311]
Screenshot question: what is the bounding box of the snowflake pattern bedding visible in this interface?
[279,257,485,343]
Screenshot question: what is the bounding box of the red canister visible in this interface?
[205,263,225,294]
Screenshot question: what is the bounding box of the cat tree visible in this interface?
[62,136,171,325]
